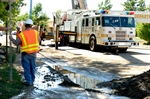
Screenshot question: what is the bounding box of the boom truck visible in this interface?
[54,10,139,52]
[53,0,143,52]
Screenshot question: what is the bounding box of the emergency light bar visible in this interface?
[100,10,109,14]
[99,10,135,15]
[125,11,134,15]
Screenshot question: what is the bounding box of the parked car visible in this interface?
[0,31,3,36]
[11,31,17,35]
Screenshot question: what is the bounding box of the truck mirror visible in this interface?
[135,22,137,26]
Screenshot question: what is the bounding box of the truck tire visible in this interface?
[89,36,96,51]
[59,35,69,46]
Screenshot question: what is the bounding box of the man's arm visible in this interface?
[9,35,22,46]
[0,26,9,31]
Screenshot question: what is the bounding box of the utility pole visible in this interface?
[9,0,13,81]
[29,0,32,19]
[2,0,17,81]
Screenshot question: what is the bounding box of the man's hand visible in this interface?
[9,35,13,41]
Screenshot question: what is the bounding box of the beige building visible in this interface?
[46,20,54,32]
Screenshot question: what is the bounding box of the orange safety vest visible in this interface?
[18,30,39,54]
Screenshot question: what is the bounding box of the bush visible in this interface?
[0,64,23,99]
[0,46,22,99]
[136,23,150,44]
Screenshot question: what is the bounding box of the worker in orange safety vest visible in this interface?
[9,19,40,86]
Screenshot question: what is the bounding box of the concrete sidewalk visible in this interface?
[13,53,23,73]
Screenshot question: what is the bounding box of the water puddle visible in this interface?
[54,66,100,89]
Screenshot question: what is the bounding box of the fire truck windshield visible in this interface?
[102,16,135,28]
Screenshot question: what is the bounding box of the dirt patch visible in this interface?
[97,69,150,99]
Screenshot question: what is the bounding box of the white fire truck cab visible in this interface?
[57,10,139,52]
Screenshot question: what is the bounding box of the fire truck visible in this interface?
[54,9,139,52]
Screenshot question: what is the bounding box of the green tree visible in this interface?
[98,0,112,10]
[122,0,146,11]
[0,0,26,23]
[136,23,150,44]
[16,13,29,21]
[122,0,137,11]
[32,3,49,27]
[136,0,146,11]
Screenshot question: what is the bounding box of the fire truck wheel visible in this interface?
[89,36,96,51]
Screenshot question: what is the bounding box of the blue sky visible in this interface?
[21,0,149,19]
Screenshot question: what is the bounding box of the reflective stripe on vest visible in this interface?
[19,30,39,53]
